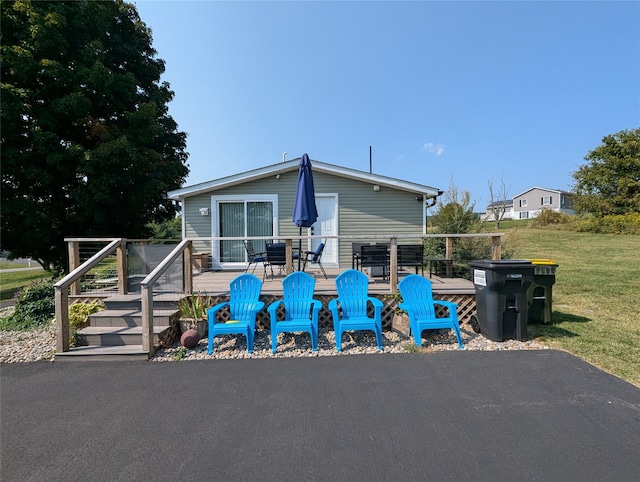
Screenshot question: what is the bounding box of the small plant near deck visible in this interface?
[401,343,424,354]
[172,346,187,361]
[68,301,104,346]
[179,292,212,328]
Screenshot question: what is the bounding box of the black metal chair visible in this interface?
[351,242,367,270]
[301,242,327,279]
[360,244,390,281]
[264,243,287,281]
[243,240,266,274]
[397,244,425,275]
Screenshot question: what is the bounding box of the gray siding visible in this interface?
[183,170,425,267]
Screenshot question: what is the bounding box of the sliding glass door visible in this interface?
[214,195,277,264]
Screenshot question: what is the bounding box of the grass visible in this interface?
[0,267,50,301]
[494,225,640,387]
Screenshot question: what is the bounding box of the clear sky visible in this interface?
[134,0,639,208]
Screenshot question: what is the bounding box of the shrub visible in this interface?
[0,279,56,331]
[69,302,104,345]
[572,213,640,234]
[532,209,572,227]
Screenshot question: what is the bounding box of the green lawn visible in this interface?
[501,226,640,386]
[0,267,49,301]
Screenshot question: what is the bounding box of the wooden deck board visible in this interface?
[191,268,475,296]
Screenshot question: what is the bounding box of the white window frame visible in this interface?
[519,199,528,208]
[211,194,279,266]
[542,196,552,205]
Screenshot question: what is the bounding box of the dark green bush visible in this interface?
[0,278,56,330]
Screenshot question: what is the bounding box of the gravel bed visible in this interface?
[152,322,549,362]
[0,319,549,364]
[0,326,57,363]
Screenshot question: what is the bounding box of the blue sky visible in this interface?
[134,0,639,208]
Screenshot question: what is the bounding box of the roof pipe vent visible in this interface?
[282,151,287,163]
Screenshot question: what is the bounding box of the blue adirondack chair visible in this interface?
[207,273,265,354]
[329,269,383,351]
[267,272,322,354]
[398,274,464,349]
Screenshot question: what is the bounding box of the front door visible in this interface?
[308,194,338,266]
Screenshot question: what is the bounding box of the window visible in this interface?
[213,195,277,263]
[519,199,528,207]
[519,211,529,219]
[542,196,553,205]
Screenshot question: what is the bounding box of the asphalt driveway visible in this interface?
[2,350,639,481]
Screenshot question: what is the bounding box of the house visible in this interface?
[482,199,515,222]
[167,158,442,270]
[512,187,575,219]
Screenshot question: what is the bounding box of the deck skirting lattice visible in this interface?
[206,293,476,330]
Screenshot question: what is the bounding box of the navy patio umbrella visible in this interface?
[292,153,318,270]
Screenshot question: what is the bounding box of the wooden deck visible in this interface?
[190,267,475,296]
[189,267,477,329]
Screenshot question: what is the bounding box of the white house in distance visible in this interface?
[484,187,575,221]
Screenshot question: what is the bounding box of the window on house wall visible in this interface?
[520,211,529,219]
[216,197,275,262]
[519,199,528,207]
[542,196,553,205]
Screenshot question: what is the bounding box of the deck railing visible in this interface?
[54,238,126,352]
[58,233,502,353]
[187,233,503,292]
[55,238,191,354]
[139,239,192,355]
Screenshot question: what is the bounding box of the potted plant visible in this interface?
[179,291,211,342]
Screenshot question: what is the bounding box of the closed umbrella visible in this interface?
[292,153,318,270]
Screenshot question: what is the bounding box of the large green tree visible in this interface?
[572,128,640,216]
[1,0,189,270]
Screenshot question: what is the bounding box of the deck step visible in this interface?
[55,345,149,362]
[89,308,179,327]
[75,324,171,347]
[102,294,181,311]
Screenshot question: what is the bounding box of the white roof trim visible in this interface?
[168,159,441,200]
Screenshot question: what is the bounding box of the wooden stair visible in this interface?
[54,294,182,362]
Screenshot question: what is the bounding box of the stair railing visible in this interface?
[54,238,125,353]
[140,239,192,356]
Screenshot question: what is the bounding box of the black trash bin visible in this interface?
[470,260,535,342]
[526,259,558,324]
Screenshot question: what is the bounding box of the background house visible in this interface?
[512,187,575,219]
[482,199,515,222]
[168,159,442,270]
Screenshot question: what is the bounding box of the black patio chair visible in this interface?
[351,242,367,270]
[301,242,327,279]
[360,244,390,281]
[243,240,267,274]
[264,243,288,281]
[398,244,425,275]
